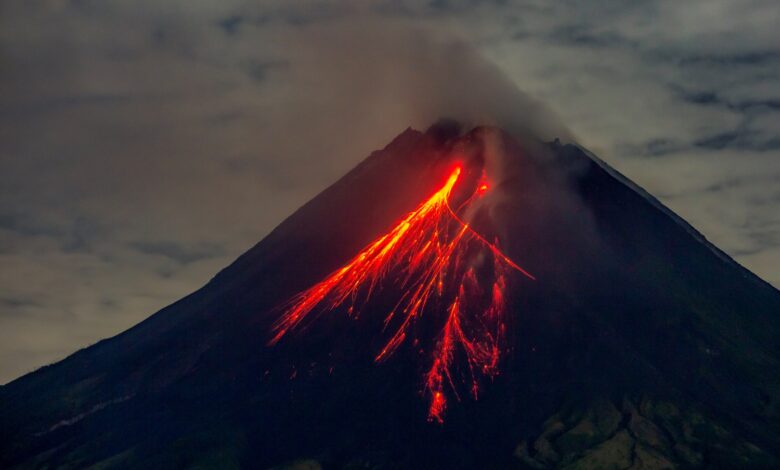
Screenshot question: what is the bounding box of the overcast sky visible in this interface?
[1,0,778,384]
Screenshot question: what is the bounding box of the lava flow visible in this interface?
[269,164,534,423]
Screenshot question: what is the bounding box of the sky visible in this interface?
[0,0,778,384]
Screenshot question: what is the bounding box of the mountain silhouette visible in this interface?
[2,122,779,469]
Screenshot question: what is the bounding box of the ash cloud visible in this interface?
[277,18,574,146]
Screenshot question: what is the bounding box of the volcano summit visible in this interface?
[1,123,779,468]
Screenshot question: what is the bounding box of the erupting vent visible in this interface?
[268,164,534,423]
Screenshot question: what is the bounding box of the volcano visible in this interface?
[2,123,780,469]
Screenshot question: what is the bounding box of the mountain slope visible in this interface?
[1,123,779,469]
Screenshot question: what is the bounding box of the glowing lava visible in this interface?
[269,165,533,423]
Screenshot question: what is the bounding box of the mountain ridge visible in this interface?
[578,142,777,292]
[1,124,779,468]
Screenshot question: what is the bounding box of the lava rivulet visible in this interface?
[268,165,533,423]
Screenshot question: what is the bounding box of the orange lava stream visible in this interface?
[268,165,533,423]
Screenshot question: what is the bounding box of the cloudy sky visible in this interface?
[1,0,778,384]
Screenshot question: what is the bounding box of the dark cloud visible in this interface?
[679,90,722,106]
[0,296,42,312]
[128,240,226,265]
[678,51,780,66]
[218,15,244,36]
[546,25,633,49]
[695,129,780,151]
[244,60,287,83]
[627,139,688,158]
[677,88,780,112]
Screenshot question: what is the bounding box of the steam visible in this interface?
[274,17,573,171]
[272,17,589,283]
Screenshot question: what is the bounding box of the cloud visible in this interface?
[128,240,226,265]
